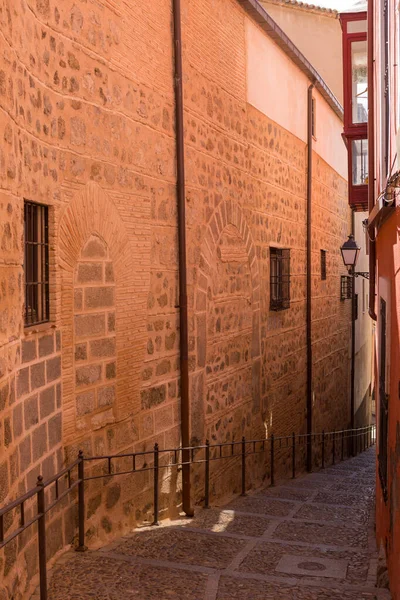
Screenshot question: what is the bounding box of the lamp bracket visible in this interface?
[353,272,369,280]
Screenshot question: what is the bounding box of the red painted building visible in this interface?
[343,0,400,596]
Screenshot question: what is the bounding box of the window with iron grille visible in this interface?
[270,248,290,311]
[320,250,327,280]
[24,201,50,327]
[340,275,353,300]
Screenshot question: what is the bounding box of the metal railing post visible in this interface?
[292,432,296,479]
[36,476,48,600]
[332,430,336,465]
[321,430,325,469]
[205,440,210,508]
[241,437,246,496]
[152,443,159,526]
[76,450,86,552]
[270,434,275,486]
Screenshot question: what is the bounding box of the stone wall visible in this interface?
[0,0,353,596]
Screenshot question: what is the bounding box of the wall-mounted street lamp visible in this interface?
[340,234,369,279]
[340,234,369,456]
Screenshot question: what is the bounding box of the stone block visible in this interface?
[154,405,174,432]
[24,394,39,430]
[46,356,61,383]
[41,454,55,480]
[3,417,11,447]
[75,313,105,338]
[87,493,102,518]
[76,391,95,417]
[38,334,54,357]
[9,449,19,485]
[141,385,166,410]
[31,361,45,390]
[156,359,171,376]
[77,262,103,284]
[106,483,121,509]
[56,331,61,352]
[0,460,8,503]
[108,312,116,333]
[56,383,62,408]
[32,423,47,461]
[89,337,116,358]
[13,403,23,439]
[98,385,115,408]
[105,262,114,283]
[17,367,30,399]
[19,435,32,473]
[91,409,114,431]
[40,385,56,419]
[81,237,107,258]
[75,343,87,361]
[21,339,36,364]
[48,413,62,449]
[74,289,83,311]
[0,382,8,411]
[75,364,102,387]
[84,287,114,310]
[106,361,116,380]
[46,517,63,559]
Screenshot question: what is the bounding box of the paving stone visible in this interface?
[187,509,271,537]
[116,528,246,568]
[273,520,368,548]
[47,554,208,599]
[293,502,369,525]
[43,447,387,600]
[239,540,370,585]
[226,495,295,517]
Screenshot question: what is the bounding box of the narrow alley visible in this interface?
[37,447,389,600]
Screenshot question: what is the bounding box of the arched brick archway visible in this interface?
[191,200,262,446]
[58,182,148,444]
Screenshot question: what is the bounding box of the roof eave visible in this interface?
[236,0,344,121]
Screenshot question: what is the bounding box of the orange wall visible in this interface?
[375,208,400,599]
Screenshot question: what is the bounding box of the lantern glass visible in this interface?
[340,235,361,268]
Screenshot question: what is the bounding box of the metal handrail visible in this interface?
[0,424,376,600]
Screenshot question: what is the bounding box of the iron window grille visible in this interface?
[320,250,327,280]
[270,248,290,311]
[24,201,50,327]
[340,275,353,301]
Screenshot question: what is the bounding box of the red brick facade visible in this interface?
[0,0,353,596]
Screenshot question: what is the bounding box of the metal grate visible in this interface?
[340,275,353,301]
[320,250,327,280]
[24,201,50,327]
[270,248,290,311]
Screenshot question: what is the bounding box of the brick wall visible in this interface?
[0,0,353,596]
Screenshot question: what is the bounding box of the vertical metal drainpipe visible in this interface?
[172,0,193,517]
[350,212,356,453]
[306,83,314,472]
[367,0,377,321]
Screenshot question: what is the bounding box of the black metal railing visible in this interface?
[0,424,376,600]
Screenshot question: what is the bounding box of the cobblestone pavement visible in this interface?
[42,447,391,600]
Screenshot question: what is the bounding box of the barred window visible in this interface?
[340,275,353,301]
[270,248,290,311]
[24,201,50,327]
[320,250,327,280]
